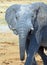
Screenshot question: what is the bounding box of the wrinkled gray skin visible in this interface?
[5,2,47,61]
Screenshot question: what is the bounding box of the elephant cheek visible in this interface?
[19,34,26,61]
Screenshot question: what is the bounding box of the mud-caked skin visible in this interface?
[5,2,47,65]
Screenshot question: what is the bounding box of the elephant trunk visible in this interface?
[19,30,27,61]
[16,19,34,61]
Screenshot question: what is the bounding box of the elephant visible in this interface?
[25,31,47,65]
[5,3,34,60]
[5,2,47,65]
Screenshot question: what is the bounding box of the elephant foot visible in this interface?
[32,58,37,65]
[32,62,37,65]
[32,61,37,65]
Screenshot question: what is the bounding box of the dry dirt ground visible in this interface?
[0,32,47,65]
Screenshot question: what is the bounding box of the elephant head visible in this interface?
[5,4,39,61]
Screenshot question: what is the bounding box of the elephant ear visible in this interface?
[31,5,40,31]
[5,4,21,29]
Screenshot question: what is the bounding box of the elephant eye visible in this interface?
[16,16,18,20]
[31,13,36,18]
[32,15,34,18]
[16,16,19,20]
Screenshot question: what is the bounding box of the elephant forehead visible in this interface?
[17,5,31,16]
[20,5,31,11]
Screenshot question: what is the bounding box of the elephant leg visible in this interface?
[25,36,37,65]
[26,44,37,65]
[25,34,37,65]
[32,58,37,65]
[24,33,40,65]
[38,46,47,65]
[25,31,32,55]
[25,38,30,55]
